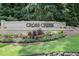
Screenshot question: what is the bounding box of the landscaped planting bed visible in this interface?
[0,30,65,43]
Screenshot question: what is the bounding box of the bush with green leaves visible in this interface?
[3,34,14,38]
[12,38,24,43]
[23,38,38,43]
[1,38,13,43]
[27,31,63,43]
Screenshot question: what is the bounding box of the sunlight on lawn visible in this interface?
[0,35,79,56]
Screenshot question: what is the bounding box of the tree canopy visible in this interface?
[0,3,79,26]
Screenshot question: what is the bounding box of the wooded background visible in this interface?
[0,3,79,27]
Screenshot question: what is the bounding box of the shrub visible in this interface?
[39,37,48,42]
[37,29,44,35]
[0,34,14,42]
[21,32,28,39]
[32,30,37,39]
[46,31,60,36]
[4,34,14,38]
[46,31,52,36]
[28,31,33,38]
[12,38,24,43]
[24,38,38,43]
[27,29,44,39]
[1,38,13,43]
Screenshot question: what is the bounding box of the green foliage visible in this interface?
[0,3,79,26]
[1,34,14,42]
[4,34,14,37]
[0,30,64,43]
[12,38,23,43]
[24,31,64,43]
[24,38,37,43]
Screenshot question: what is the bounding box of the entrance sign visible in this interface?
[26,23,54,28]
[0,20,66,34]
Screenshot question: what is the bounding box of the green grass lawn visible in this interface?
[0,35,79,56]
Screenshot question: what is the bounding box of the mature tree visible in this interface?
[0,3,79,26]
